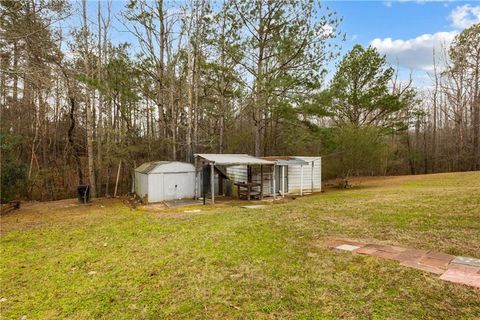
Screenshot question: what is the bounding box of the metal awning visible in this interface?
[261,156,308,166]
[195,154,274,166]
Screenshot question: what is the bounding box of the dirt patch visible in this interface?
[0,198,124,234]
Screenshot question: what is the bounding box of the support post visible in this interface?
[300,165,303,196]
[311,161,314,193]
[211,163,215,204]
[319,158,322,192]
[194,156,198,199]
[272,165,276,200]
[260,165,263,199]
[282,165,285,198]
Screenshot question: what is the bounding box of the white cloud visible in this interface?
[370,31,456,71]
[320,23,335,39]
[449,4,480,29]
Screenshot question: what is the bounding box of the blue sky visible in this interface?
[327,1,458,43]
[324,0,480,86]
[79,0,480,86]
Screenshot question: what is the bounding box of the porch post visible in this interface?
[260,165,263,199]
[300,165,303,196]
[211,162,215,204]
[311,161,314,193]
[282,165,285,198]
[194,156,198,199]
[272,165,276,200]
[319,158,322,192]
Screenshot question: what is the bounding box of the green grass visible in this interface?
[1,172,480,319]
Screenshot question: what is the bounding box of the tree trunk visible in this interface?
[82,0,97,197]
[472,58,480,170]
[96,0,103,194]
[157,0,166,149]
[432,49,438,173]
[253,4,264,157]
[186,32,194,162]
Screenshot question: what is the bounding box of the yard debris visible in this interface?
[0,297,6,302]
[184,209,201,213]
[123,198,138,210]
[88,271,97,275]
[1,200,20,215]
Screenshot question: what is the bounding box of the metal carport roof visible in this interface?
[194,154,274,166]
[261,156,309,166]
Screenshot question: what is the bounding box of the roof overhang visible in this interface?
[261,156,309,166]
[195,154,274,166]
[135,161,171,174]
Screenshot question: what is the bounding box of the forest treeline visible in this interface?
[1,0,479,202]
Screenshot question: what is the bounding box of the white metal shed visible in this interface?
[134,161,196,203]
[262,156,322,196]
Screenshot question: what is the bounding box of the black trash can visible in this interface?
[77,185,90,203]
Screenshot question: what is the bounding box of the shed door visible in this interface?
[163,173,191,200]
[275,166,288,193]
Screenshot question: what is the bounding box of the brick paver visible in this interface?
[439,269,480,288]
[400,260,445,275]
[328,239,480,289]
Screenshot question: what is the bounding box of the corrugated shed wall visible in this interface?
[287,157,321,194]
[148,173,164,202]
[226,165,275,196]
[226,165,248,183]
[226,165,247,197]
[134,172,149,200]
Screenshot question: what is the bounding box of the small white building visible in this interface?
[267,156,322,196]
[226,156,322,197]
[134,161,196,203]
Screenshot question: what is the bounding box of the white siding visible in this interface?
[148,173,164,202]
[135,172,149,200]
[226,165,274,196]
[287,157,321,194]
[226,165,248,183]
[226,165,247,197]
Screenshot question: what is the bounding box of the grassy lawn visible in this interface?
[1,172,480,319]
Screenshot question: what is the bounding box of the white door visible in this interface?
[162,173,188,200]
